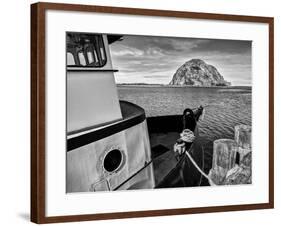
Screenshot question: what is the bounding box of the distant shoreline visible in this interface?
[117,84,252,89]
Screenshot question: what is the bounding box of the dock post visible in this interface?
[210,139,238,185]
[234,125,251,162]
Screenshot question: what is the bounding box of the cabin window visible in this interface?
[100,47,105,60]
[93,50,98,62]
[67,52,75,66]
[87,51,94,64]
[78,52,86,66]
[66,32,107,67]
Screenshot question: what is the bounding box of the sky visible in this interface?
[109,35,252,86]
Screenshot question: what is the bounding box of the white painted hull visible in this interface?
[66,120,155,192]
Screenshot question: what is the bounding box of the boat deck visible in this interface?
[150,132,180,185]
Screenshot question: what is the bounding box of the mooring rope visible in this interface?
[198,146,204,186]
[174,129,216,186]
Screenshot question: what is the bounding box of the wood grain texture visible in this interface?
[30,2,274,223]
[268,18,274,208]
[31,3,46,223]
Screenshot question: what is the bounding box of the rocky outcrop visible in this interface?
[169,59,231,86]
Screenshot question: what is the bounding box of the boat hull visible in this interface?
[66,102,155,193]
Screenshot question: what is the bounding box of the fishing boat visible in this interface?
[66,32,204,193]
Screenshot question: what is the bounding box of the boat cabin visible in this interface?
[66,33,155,192]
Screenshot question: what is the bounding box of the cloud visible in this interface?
[111,45,144,57]
[193,39,252,55]
[110,35,252,85]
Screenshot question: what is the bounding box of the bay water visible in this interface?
[118,85,252,175]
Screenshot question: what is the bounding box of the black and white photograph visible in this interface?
[66,32,252,193]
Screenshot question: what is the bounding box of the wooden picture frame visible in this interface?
[31,2,274,223]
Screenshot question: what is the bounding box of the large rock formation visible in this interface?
[169,59,231,86]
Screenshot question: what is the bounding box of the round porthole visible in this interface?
[103,149,123,173]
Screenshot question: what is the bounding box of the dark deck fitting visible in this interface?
[147,107,204,188]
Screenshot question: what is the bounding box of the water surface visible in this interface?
[118,85,252,173]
